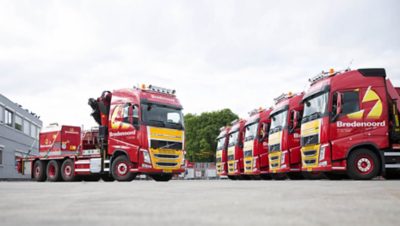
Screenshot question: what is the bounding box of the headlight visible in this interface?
[142,149,151,164]
[281,151,286,164]
[319,146,326,161]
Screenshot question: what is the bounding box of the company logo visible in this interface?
[337,121,385,128]
[109,131,136,137]
[347,86,383,120]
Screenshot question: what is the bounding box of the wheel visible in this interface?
[325,172,348,180]
[227,175,237,180]
[260,174,272,180]
[240,175,252,180]
[287,172,304,180]
[33,160,47,182]
[384,169,400,180]
[101,174,115,182]
[61,159,78,182]
[302,172,326,180]
[151,174,173,182]
[111,155,137,181]
[271,173,287,180]
[347,149,380,180]
[46,160,61,182]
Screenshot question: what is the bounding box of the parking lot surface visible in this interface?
[0,180,399,226]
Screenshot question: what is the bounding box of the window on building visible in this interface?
[24,120,30,135]
[5,109,13,127]
[15,115,23,131]
[31,124,36,138]
[30,124,37,138]
[0,106,3,124]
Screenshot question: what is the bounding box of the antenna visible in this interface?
[347,59,354,70]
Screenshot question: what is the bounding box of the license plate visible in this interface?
[163,169,172,173]
[307,167,312,172]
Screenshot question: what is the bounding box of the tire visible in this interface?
[271,173,287,180]
[347,149,380,180]
[384,169,400,180]
[260,174,272,180]
[302,172,326,180]
[33,160,47,182]
[111,155,137,181]
[227,175,237,180]
[287,172,304,180]
[151,174,173,182]
[47,160,61,182]
[61,159,77,182]
[101,174,115,182]
[325,172,348,180]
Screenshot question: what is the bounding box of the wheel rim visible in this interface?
[116,162,128,176]
[35,166,41,178]
[355,154,374,175]
[64,165,72,176]
[48,164,56,178]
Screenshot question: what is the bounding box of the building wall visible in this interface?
[0,94,42,179]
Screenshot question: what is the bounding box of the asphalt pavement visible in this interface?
[0,180,399,226]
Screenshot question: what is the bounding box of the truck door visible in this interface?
[330,89,364,160]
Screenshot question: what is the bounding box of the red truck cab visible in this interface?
[227,119,246,179]
[216,126,230,176]
[300,68,400,179]
[242,108,271,179]
[268,93,304,179]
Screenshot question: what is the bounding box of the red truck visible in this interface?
[18,84,186,182]
[242,108,272,179]
[268,92,304,179]
[300,68,400,179]
[216,126,230,177]
[227,119,246,179]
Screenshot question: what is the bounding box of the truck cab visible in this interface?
[268,93,304,179]
[227,119,246,179]
[89,84,185,181]
[242,108,271,179]
[216,126,230,177]
[301,68,400,179]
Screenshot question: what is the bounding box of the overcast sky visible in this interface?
[1,0,399,128]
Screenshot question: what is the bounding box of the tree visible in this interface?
[184,109,238,162]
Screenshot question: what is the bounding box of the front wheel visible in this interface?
[111,156,137,182]
[151,174,173,182]
[347,149,380,180]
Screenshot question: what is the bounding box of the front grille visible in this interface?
[216,157,222,162]
[301,134,319,146]
[271,163,279,168]
[244,150,252,157]
[303,150,317,157]
[156,162,178,167]
[151,140,182,150]
[228,155,234,161]
[269,144,280,152]
[304,159,316,165]
[246,167,252,170]
[245,160,251,164]
[154,154,179,159]
[270,156,279,161]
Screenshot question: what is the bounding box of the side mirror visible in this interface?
[293,110,299,130]
[337,93,343,115]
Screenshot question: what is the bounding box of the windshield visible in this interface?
[141,103,184,129]
[244,123,258,141]
[302,92,328,123]
[269,110,288,134]
[228,131,239,147]
[216,137,226,150]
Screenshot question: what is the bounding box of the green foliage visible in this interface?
[184,109,238,162]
